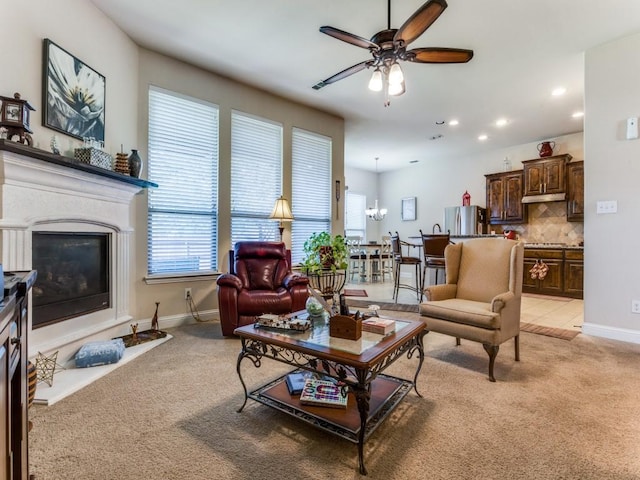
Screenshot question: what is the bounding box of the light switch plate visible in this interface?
[596,200,617,214]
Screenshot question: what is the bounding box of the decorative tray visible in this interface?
[254,312,311,331]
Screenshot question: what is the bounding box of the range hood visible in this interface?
[521,193,566,204]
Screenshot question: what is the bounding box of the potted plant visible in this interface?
[300,232,348,273]
[300,232,349,301]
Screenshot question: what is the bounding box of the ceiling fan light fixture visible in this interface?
[388,80,405,96]
[388,62,404,85]
[368,68,383,91]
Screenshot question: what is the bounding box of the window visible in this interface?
[231,111,282,244]
[345,191,366,239]
[291,128,332,264]
[147,87,219,275]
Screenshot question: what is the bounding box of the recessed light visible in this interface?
[448,119,459,126]
[478,134,488,141]
[495,118,508,127]
[435,120,445,125]
[572,111,584,118]
[409,160,419,164]
[552,87,567,96]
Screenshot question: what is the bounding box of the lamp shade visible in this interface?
[269,196,294,221]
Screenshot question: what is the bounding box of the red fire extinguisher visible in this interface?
[462,191,471,206]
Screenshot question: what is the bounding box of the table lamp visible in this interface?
[269,195,294,241]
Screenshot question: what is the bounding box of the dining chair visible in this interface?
[346,235,367,282]
[389,231,422,302]
[419,229,451,299]
[377,235,394,282]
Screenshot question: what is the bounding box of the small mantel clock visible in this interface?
[0,92,35,146]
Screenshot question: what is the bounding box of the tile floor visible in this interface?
[345,275,584,332]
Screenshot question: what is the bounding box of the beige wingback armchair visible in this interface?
[419,238,524,382]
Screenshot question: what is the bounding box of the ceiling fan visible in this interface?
[312,0,473,103]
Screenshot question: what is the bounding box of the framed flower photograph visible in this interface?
[42,38,105,142]
[401,197,416,221]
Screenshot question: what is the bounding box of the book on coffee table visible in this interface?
[299,378,348,409]
[362,318,395,335]
[285,371,311,395]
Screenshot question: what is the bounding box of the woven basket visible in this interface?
[74,147,113,170]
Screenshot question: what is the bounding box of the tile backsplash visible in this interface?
[500,202,584,245]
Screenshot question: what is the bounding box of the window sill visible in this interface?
[144,272,221,285]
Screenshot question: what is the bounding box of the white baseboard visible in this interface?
[581,322,640,344]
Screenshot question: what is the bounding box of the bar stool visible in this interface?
[389,231,422,302]
[419,229,451,300]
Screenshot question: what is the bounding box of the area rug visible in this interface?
[342,289,368,297]
[520,322,580,340]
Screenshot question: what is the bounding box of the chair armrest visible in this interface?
[216,273,243,291]
[423,283,457,301]
[491,291,515,313]
[283,273,309,289]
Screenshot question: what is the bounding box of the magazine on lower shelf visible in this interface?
[299,378,348,409]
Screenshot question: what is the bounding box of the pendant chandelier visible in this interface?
[365,158,387,221]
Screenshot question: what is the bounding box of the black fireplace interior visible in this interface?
[32,232,111,328]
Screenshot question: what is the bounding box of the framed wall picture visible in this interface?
[42,38,106,142]
[401,197,416,221]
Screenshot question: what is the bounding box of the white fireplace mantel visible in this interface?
[0,140,156,363]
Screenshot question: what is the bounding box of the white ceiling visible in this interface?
[90,0,640,172]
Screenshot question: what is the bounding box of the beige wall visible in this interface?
[1,0,345,325]
[351,132,584,241]
[584,31,640,343]
[135,50,344,320]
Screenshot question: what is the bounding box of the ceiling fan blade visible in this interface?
[394,0,447,46]
[312,60,374,90]
[408,47,473,63]
[320,26,379,51]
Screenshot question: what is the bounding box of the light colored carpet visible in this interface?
[348,300,580,340]
[29,312,640,480]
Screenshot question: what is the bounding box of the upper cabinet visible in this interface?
[485,170,527,225]
[566,161,584,221]
[521,154,572,203]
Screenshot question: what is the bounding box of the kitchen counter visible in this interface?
[524,243,583,250]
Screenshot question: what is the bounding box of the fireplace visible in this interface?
[32,232,111,328]
[1,141,155,364]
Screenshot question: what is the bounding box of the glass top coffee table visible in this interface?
[234,314,426,475]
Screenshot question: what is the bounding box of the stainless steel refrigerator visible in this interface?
[444,205,486,236]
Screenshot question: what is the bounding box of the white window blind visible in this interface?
[345,191,366,239]
[147,87,219,274]
[231,111,282,244]
[291,128,332,264]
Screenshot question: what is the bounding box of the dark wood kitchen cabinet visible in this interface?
[485,170,527,225]
[566,161,584,221]
[1,270,36,480]
[563,249,584,298]
[523,248,564,296]
[522,154,572,197]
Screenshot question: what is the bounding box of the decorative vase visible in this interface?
[128,149,143,178]
[537,141,555,157]
[462,190,471,206]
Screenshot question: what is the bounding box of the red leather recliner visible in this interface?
[216,241,309,336]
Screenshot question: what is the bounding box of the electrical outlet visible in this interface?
[184,288,192,300]
[632,300,640,314]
